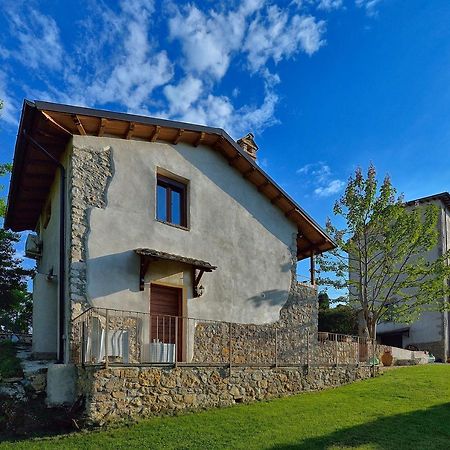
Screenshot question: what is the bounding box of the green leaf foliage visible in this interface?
[317,164,450,337]
[318,304,359,335]
[0,124,32,333]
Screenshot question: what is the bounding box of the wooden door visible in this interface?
[150,284,183,362]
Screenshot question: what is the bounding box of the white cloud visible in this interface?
[0,0,340,136]
[297,162,344,197]
[355,0,382,16]
[163,76,204,116]
[0,71,19,126]
[168,0,264,81]
[317,0,343,11]
[244,7,326,72]
[314,179,345,196]
[79,0,173,112]
[6,6,63,70]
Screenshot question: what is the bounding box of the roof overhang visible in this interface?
[5,100,336,260]
[405,192,450,212]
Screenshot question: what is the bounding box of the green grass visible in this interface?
[2,366,450,449]
[0,342,22,379]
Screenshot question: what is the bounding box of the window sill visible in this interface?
[156,219,190,232]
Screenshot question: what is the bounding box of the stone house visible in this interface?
[5,100,335,369]
[376,192,450,361]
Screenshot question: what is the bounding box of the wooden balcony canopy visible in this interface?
[135,248,216,272]
[135,248,216,292]
[5,100,336,260]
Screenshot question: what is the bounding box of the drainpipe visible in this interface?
[23,130,67,364]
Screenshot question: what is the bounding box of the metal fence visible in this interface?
[71,307,376,368]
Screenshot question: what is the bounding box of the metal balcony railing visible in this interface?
[71,307,376,368]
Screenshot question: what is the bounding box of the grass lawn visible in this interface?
[1,365,450,449]
[0,342,22,379]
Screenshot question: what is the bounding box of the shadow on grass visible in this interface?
[272,403,450,449]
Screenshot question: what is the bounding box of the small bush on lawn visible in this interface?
[0,341,22,379]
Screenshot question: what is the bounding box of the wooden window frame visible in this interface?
[156,174,188,228]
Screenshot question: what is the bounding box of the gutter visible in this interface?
[22,130,67,364]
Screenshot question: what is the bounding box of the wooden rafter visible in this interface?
[214,135,225,150]
[243,167,256,179]
[228,154,242,167]
[194,132,205,147]
[285,208,297,218]
[271,193,282,204]
[150,125,160,142]
[72,115,86,135]
[257,181,269,192]
[126,122,135,140]
[41,111,72,135]
[173,129,184,144]
[98,118,107,137]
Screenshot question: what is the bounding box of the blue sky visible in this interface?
[0,0,450,284]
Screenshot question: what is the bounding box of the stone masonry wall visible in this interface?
[78,364,376,426]
[193,283,318,365]
[69,145,113,319]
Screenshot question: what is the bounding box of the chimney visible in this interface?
[237,133,258,161]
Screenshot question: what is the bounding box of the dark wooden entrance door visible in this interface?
[150,284,182,362]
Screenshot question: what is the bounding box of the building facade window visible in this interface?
[156,174,187,227]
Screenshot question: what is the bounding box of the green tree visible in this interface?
[0,162,12,217]
[317,164,450,338]
[0,103,33,333]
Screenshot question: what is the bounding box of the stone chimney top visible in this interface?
[237,133,258,161]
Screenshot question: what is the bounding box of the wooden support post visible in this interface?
[310,251,316,285]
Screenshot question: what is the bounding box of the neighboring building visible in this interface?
[5,100,335,364]
[376,192,450,361]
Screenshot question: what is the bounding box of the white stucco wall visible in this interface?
[73,136,297,326]
[32,153,69,357]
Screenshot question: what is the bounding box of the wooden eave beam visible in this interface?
[285,208,297,218]
[228,154,242,167]
[98,118,107,137]
[72,115,86,135]
[126,122,135,140]
[257,181,270,192]
[271,193,282,204]
[194,132,206,147]
[243,167,256,179]
[150,125,161,142]
[213,135,226,150]
[173,129,184,144]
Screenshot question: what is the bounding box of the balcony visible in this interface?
[71,307,376,368]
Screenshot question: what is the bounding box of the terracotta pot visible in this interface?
[381,349,393,367]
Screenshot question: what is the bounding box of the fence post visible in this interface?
[175,317,178,368]
[357,336,360,366]
[371,338,375,377]
[335,334,338,367]
[229,322,232,375]
[105,309,109,369]
[306,332,310,373]
[275,326,278,368]
[81,320,85,366]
